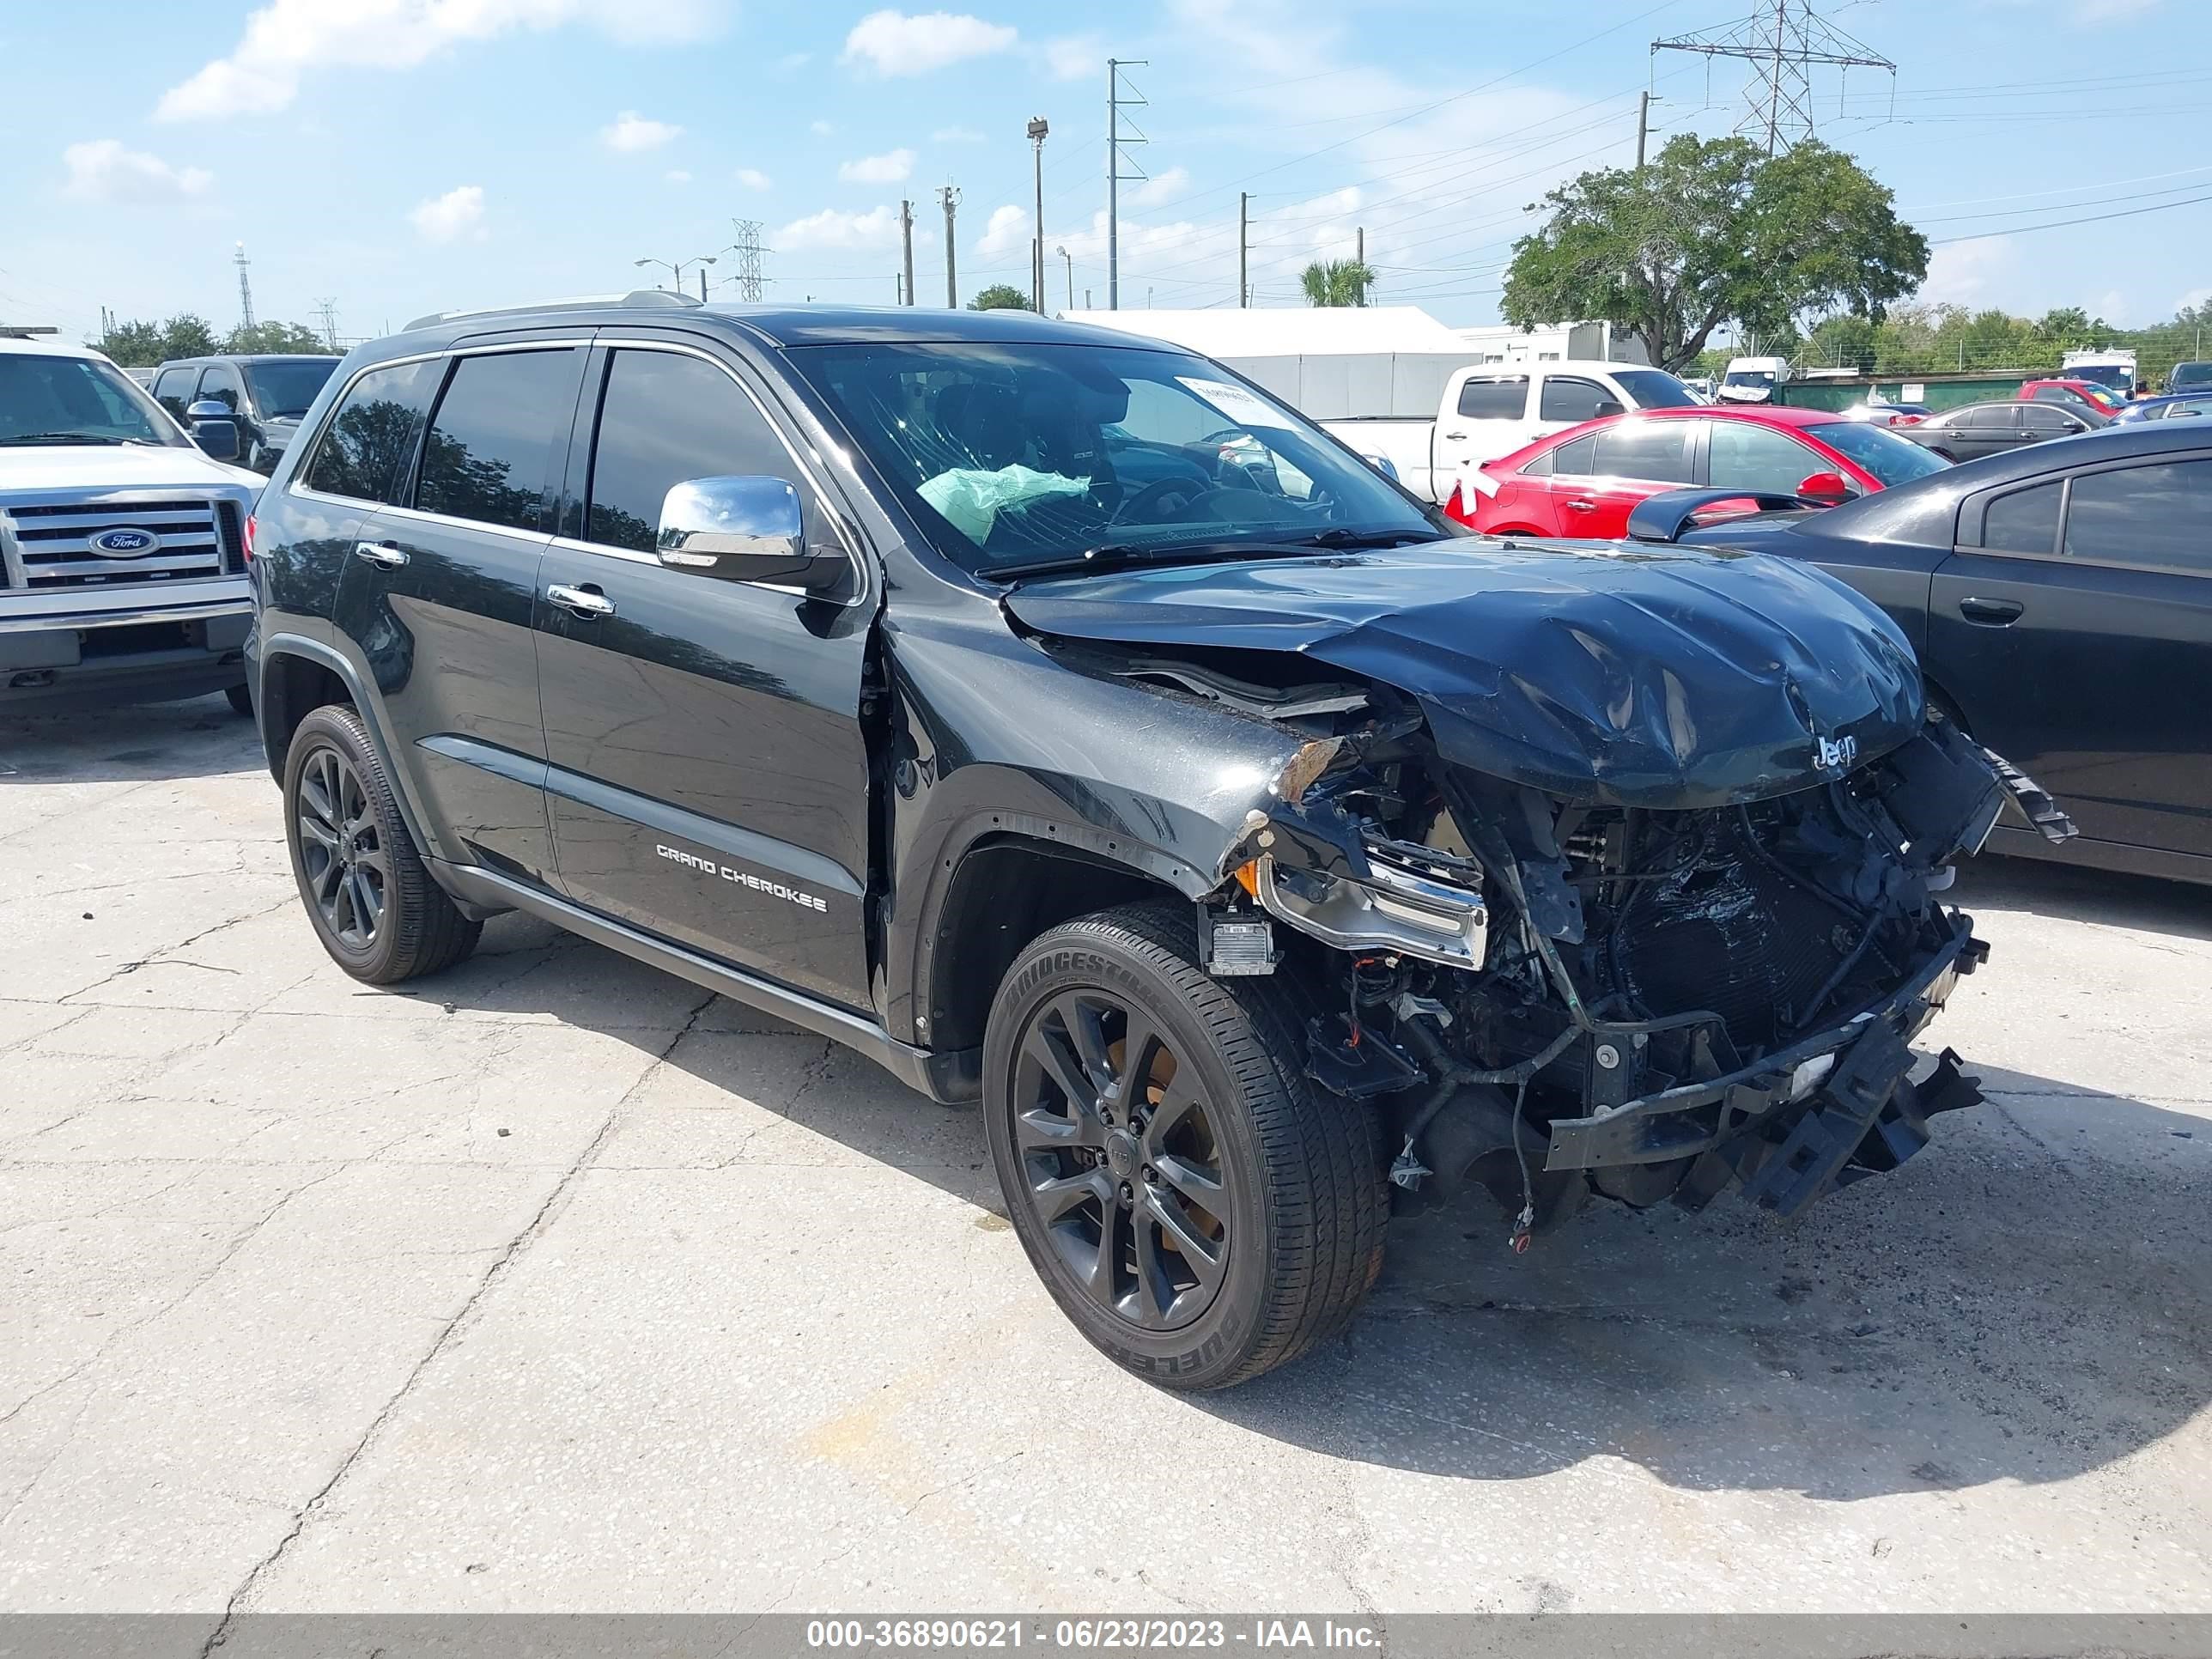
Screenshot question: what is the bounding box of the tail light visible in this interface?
[243,514,256,562]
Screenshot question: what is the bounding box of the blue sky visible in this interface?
[3,0,2208,346]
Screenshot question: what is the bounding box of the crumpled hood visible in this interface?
[1005,538,1923,809]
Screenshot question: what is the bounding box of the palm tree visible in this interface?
[1300,259,1377,307]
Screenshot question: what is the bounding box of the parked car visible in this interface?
[151,353,341,476]
[1842,401,1929,427]
[2110,390,2212,425]
[1717,356,1791,403]
[2018,378,2124,416]
[1324,362,1702,502]
[246,295,2037,1388]
[2166,360,2212,394]
[1446,404,1950,539]
[1896,398,2108,461]
[1,336,261,714]
[1632,419,2212,884]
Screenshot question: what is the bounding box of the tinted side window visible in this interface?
[1456,377,1527,420]
[153,368,194,420]
[2022,406,2080,435]
[1589,419,1693,483]
[414,349,579,532]
[1706,422,1820,493]
[584,349,815,554]
[197,362,244,413]
[2063,460,2212,573]
[1964,405,2014,429]
[302,359,443,504]
[1540,376,1611,423]
[1983,482,2060,555]
[1549,434,1596,476]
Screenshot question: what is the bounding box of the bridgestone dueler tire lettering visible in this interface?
[982,902,1388,1389]
[282,704,481,985]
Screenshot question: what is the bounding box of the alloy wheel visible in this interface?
[295,744,388,951]
[1009,989,1232,1331]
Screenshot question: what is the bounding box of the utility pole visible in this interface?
[939,185,960,307]
[895,271,904,305]
[1651,0,1893,155]
[234,243,254,331]
[1057,246,1073,312]
[1107,58,1149,310]
[899,201,916,307]
[1027,117,1049,313]
[1238,192,1249,308]
[726,220,769,303]
[313,298,340,352]
[1637,89,1651,167]
[1355,226,1364,265]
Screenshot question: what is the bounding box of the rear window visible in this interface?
[1589,419,1693,483]
[1607,368,1700,410]
[1802,420,1953,487]
[301,359,443,504]
[1539,377,1613,424]
[413,349,580,532]
[1455,377,1526,419]
[1547,434,1596,476]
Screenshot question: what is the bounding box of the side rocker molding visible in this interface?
[430,857,983,1106]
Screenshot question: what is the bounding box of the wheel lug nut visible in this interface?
[1118,1182,1133,1205]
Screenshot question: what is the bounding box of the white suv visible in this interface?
[1,337,263,715]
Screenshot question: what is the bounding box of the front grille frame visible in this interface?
[0,495,237,593]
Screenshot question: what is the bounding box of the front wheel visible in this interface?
[982,902,1386,1389]
[225,680,254,718]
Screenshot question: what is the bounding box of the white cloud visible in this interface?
[60,139,213,204]
[665,168,692,184]
[841,9,1016,77]
[602,111,681,152]
[734,167,772,190]
[840,148,915,185]
[1042,33,1102,80]
[777,204,903,251]
[2093,287,2133,326]
[2177,285,2211,315]
[1127,166,1189,209]
[1917,238,2013,307]
[410,183,486,242]
[977,204,1029,258]
[810,119,836,136]
[933,125,983,143]
[777,50,811,70]
[158,0,726,121]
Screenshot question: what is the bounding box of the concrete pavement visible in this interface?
[2,696,2207,1620]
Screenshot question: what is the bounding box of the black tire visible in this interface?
[282,704,481,984]
[982,902,1387,1389]
[225,681,254,718]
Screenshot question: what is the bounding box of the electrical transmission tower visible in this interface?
[726,219,769,302]
[1107,58,1148,311]
[234,242,255,330]
[1652,0,1893,155]
[313,298,340,352]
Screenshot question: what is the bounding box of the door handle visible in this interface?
[546,582,616,619]
[352,540,408,569]
[1958,596,2024,626]
[1443,430,1468,440]
[1565,498,1597,512]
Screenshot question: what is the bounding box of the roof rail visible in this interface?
[401,289,704,333]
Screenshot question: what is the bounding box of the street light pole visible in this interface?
[634,254,717,297]
[1027,117,1048,313]
[1057,246,1073,312]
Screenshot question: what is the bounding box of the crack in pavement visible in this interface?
[60,896,297,1002]
[196,988,720,1651]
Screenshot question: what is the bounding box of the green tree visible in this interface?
[969,284,1032,312]
[94,319,166,366]
[154,313,221,361]
[225,320,331,354]
[1299,259,1376,307]
[1501,136,1927,373]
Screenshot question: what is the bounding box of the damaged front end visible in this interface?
[1208,709,2063,1237]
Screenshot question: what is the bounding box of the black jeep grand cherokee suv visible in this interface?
[246,294,2062,1389]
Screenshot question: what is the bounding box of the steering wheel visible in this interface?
[1117,475,1222,524]
[1195,426,1288,496]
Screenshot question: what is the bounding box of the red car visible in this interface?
[1447,404,1952,539]
[2018,378,2124,416]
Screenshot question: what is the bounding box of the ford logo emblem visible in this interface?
[88,527,161,557]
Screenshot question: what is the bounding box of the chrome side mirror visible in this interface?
[656,475,842,591]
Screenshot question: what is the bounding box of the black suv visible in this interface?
[246,295,2055,1389]
[152,353,340,474]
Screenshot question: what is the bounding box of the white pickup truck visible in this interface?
[1324,362,1703,502]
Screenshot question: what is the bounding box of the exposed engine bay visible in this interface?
[1080,642,2074,1237]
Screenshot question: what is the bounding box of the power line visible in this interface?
[1652,0,1893,155]
[1931,190,2212,246]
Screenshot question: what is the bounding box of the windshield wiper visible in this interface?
[990,539,1330,581]
[1298,526,1434,550]
[0,432,146,447]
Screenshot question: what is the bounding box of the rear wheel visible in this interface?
[982,902,1386,1389]
[282,704,480,984]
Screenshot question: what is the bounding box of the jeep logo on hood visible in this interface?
[88,527,161,557]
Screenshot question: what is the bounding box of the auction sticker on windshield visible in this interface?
[1176,377,1297,430]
